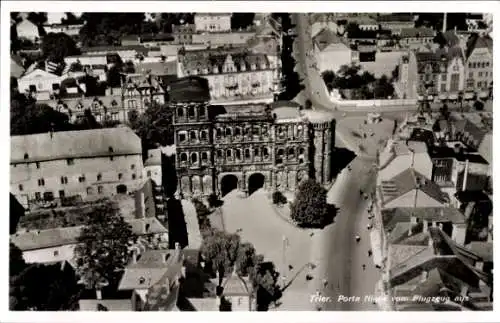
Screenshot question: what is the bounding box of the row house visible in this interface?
[399,27,435,50]
[464,34,493,99]
[178,47,279,104]
[10,127,144,208]
[121,74,167,114]
[376,13,416,35]
[194,13,232,33]
[399,47,466,100]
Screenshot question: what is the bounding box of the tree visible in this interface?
[79,13,146,46]
[272,191,287,205]
[9,243,26,278]
[10,263,81,311]
[373,75,394,99]
[74,202,137,289]
[130,102,175,152]
[250,261,282,311]
[41,32,80,63]
[200,230,259,287]
[123,60,136,74]
[192,198,212,233]
[231,13,255,30]
[27,12,48,26]
[321,70,336,92]
[10,99,74,136]
[290,179,331,228]
[61,12,83,25]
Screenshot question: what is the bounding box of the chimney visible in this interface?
[442,12,447,33]
[96,289,102,300]
[462,159,469,191]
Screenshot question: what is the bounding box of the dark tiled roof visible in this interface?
[428,147,489,164]
[167,76,210,103]
[442,31,460,47]
[380,168,448,205]
[466,242,493,262]
[313,28,346,51]
[382,207,465,232]
[377,13,414,23]
[465,34,493,59]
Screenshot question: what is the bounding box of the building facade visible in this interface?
[177,47,279,104]
[464,35,493,97]
[121,74,167,114]
[194,13,232,33]
[172,101,335,198]
[10,127,144,208]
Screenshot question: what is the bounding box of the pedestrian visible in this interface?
[368,250,372,257]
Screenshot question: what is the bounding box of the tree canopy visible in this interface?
[290,179,332,228]
[129,102,175,152]
[41,32,80,63]
[231,13,255,30]
[74,202,137,289]
[10,95,74,136]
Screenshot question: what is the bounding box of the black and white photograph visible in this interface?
[3,1,497,320]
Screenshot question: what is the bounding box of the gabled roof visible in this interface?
[382,207,466,232]
[11,127,142,164]
[465,34,493,59]
[313,28,347,52]
[380,168,448,205]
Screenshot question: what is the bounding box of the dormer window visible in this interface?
[109,146,114,153]
[24,153,29,160]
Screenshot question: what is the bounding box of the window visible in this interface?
[225,128,232,136]
[254,147,260,157]
[191,153,198,163]
[486,62,490,67]
[66,158,74,165]
[98,186,104,194]
[118,173,123,180]
[190,130,197,140]
[441,74,446,82]
[188,107,195,117]
[35,192,41,200]
[78,175,86,183]
[18,184,23,191]
[86,187,93,195]
[235,149,242,160]
[200,130,208,140]
[29,85,37,92]
[24,153,29,160]
[288,147,295,159]
[479,71,483,77]
[477,81,482,88]
[481,62,486,68]
[234,127,241,136]
[38,178,45,186]
[131,164,135,170]
[180,153,188,163]
[179,132,187,143]
[201,152,208,161]
[226,149,232,158]
[216,128,223,138]
[276,149,284,164]
[440,83,446,92]
[108,146,114,153]
[468,62,472,68]
[177,108,184,117]
[199,106,206,117]
[127,100,137,109]
[96,173,102,181]
[469,72,473,79]
[132,174,136,180]
[61,176,68,184]
[485,72,488,77]
[263,147,270,158]
[53,250,59,257]
[244,149,251,159]
[216,150,223,158]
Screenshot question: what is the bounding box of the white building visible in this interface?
[313,28,355,73]
[194,13,232,33]
[17,68,64,94]
[16,18,40,43]
[43,24,84,37]
[10,127,144,208]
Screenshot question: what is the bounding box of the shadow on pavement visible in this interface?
[331,147,357,177]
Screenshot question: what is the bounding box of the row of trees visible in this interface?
[321,64,395,100]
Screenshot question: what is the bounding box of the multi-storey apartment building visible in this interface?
[398,47,466,100]
[177,46,279,104]
[121,73,167,114]
[194,13,232,33]
[10,127,144,208]
[464,34,493,98]
[170,80,335,197]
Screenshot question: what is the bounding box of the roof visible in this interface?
[400,27,435,38]
[11,57,26,78]
[180,47,270,75]
[135,60,177,76]
[79,299,133,311]
[382,207,466,233]
[380,168,449,205]
[428,146,489,164]
[11,127,142,164]
[415,48,464,74]
[466,242,493,262]
[376,13,415,23]
[465,34,493,59]
[313,28,347,52]
[12,217,167,251]
[222,272,251,295]
[477,133,492,164]
[389,244,429,270]
[167,76,210,103]
[118,248,183,290]
[442,31,460,47]
[391,140,428,156]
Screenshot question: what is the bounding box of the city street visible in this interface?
[311,156,380,310]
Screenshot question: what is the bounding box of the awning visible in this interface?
[464,92,475,100]
[448,94,458,100]
[439,94,447,100]
[479,91,489,98]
